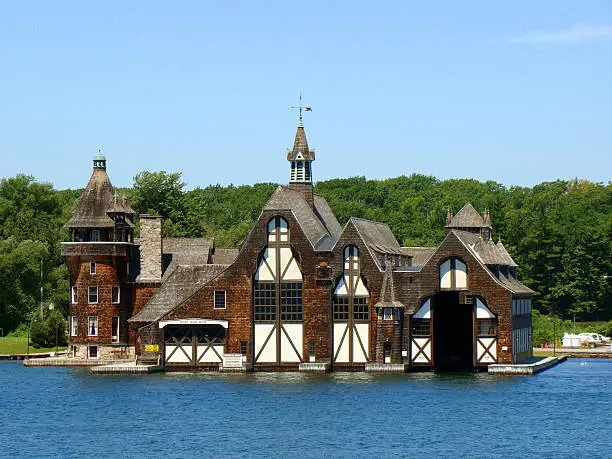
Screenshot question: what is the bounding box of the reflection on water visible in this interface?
[1,359,611,458]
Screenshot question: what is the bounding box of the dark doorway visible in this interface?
[433,292,474,371]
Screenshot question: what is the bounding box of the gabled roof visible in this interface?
[401,247,437,267]
[313,195,342,241]
[128,264,226,324]
[445,203,491,229]
[65,168,116,228]
[453,231,518,267]
[264,186,337,251]
[162,237,213,279]
[450,230,533,295]
[350,218,404,256]
[496,241,518,267]
[212,248,239,265]
[286,125,315,161]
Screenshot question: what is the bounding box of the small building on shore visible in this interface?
[62,124,533,371]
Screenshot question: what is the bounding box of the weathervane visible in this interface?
[290,93,312,125]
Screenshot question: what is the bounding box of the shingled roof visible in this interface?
[264,186,338,250]
[212,248,239,265]
[162,237,213,279]
[451,230,533,295]
[65,167,116,228]
[350,218,405,256]
[445,203,491,230]
[128,264,226,324]
[286,125,315,161]
[401,247,437,267]
[374,262,404,309]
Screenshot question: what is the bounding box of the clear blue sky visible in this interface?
[1,1,611,190]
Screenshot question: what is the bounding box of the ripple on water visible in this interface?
[0,359,611,458]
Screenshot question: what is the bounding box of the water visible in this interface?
[1,360,611,458]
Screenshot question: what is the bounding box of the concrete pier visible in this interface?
[488,356,567,375]
[299,362,330,372]
[89,362,164,374]
[365,363,408,373]
[24,358,133,367]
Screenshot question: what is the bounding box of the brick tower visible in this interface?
[61,154,138,359]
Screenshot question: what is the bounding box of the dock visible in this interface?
[89,362,164,374]
[24,357,131,367]
[488,356,567,375]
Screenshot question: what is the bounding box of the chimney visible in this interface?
[138,215,163,282]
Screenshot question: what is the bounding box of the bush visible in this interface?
[30,311,67,348]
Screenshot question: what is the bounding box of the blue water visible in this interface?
[1,360,611,458]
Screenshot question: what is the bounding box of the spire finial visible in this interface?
[290,93,312,126]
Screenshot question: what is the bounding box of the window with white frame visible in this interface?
[439,257,467,289]
[88,345,98,358]
[71,286,77,304]
[111,316,119,343]
[88,286,98,304]
[90,261,96,274]
[88,316,98,336]
[70,316,78,337]
[112,286,120,304]
[214,290,226,309]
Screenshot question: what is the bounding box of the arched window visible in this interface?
[411,297,431,336]
[253,216,304,364]
[333,245,369,321]
[254,216,302,322]
[475,297,497,336]
[439,257,467,289]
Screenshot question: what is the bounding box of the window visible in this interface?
[439,257,467,289]
[70,316,78,337]
[71,286,77,304]
[88,316,98,336]
[214,290,226,309]
[126,262,130,275]
[88,345,98,358]
[478,319,497,336]
[411,298,431,336]
[91,230,101,241]
[90,261,96,274]
[112,286,120,304]
[111,316,119,343]
[88,286,98,304]
[254,282,276,321]
[308,341,316,360]
[240,341,248,356]
[383,308,393,320]
[333,296,349,320]
[280,282,302,321]
[353,297,369,320]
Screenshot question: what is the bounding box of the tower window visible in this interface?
[91,230,101,241]
[112,286,120,304]
[88,316,98,336]
[71,316,78,337]
[90,262,96,275]
[88,286,98,304]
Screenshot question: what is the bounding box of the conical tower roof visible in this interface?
[445,203,491,230]
[287,124,315,161]
[374,260,404,309]
[65,157,117,228]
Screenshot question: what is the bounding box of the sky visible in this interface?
[1,1,611,190]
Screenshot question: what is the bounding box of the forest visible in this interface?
[0,171,610,333]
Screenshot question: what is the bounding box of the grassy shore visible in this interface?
[0,336,66,355]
